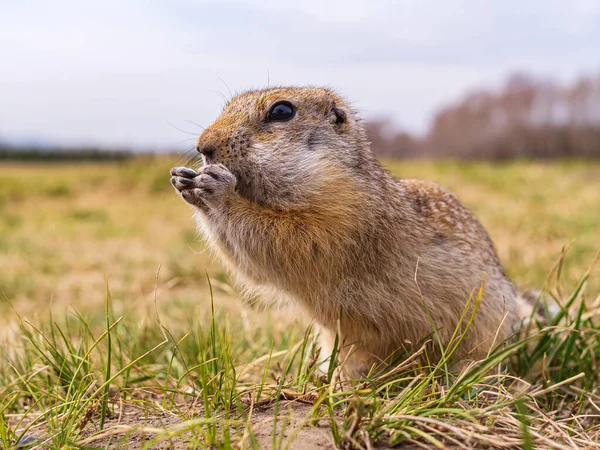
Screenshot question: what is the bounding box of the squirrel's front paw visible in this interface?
[170,164,237,210]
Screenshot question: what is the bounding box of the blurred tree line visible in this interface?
[2,72,598,161]
[367,72,600,159]
[0,147,132,162]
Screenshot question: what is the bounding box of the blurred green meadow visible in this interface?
[1,157,598,317]
[1,157,599,449]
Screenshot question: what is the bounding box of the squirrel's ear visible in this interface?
[329,100,349,127]
[332,104,347,125]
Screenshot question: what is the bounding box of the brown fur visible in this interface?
[170,87,520,377]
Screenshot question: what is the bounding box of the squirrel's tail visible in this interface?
[515,290,562,326]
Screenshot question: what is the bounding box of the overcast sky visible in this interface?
[1,0,599,150]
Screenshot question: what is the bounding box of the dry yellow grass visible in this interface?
[1,157,598,316]
[1,156,599,449]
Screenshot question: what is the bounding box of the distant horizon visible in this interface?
[3,69,599,153]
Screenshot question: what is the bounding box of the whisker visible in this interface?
[186,156,201,169]
[174,144,195,156]
[175,137,197,146]
[183,149,204,169]
[178,145,196,155]
[172,146,199,167]
[167,120,200,136]
[209,90,229,106]
[184,120,205,131]
[217,75,233,99]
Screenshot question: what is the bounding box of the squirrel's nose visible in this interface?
[196,144,217,160]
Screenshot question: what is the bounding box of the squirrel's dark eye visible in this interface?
[267,101,295,122]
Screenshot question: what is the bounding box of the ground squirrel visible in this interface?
[171,87,522,377]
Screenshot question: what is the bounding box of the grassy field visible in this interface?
[0,157,599,449]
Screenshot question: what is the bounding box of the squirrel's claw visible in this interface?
[170,167,198,178]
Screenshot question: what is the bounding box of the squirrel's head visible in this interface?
[195,87,371,209]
